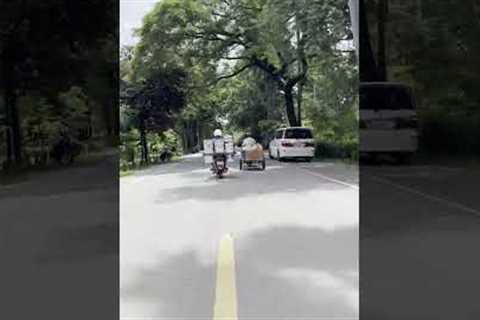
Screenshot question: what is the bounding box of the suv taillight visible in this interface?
[282,142,294,147]
[305,142,315,147]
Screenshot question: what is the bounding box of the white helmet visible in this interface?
[213,129,222,137]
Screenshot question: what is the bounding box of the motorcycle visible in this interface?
[211,153,228,178]
[203,136,234,179]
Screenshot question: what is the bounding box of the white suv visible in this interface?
[269,127,315,161]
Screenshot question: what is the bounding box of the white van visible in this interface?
[359,82,418,162]
[268,127,315,161]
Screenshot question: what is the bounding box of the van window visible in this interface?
[360,85,415,110]
[275,130,284,139]
[284,128,313,139]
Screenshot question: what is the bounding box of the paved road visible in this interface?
[361,160,480,319]
[0,152,118,320]
[120,154,359,320]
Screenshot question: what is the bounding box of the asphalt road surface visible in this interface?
[120,154,359,320]
[361,159,480,319]
[4,150,476,319]
[0,151,118,320]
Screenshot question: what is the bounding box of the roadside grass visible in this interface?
[0,171,27,186]
[312,155,358,166]
[119,169,134,177]
[120,155,182,178]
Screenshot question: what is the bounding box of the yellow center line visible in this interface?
[213,233,238,320]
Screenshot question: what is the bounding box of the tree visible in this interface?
[359,0,379,81]
[0,0,118,166]
[133,0,351,127]
[122,67,187,164]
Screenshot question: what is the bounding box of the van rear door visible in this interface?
[360,83,416,129]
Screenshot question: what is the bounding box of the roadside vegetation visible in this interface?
[0,1,118,175]
[120,0,358,174]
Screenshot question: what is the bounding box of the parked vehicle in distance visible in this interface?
[359,82,418,163]
[268,127,315,161]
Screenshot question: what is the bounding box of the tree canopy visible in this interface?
[120,0,357,167]
[1,0,118,167]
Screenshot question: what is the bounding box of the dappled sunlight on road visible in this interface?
[120,156,358,319]
[276,268,358,312]
[235,225,358,318]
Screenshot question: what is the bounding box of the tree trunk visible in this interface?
[377,0,388,81]
[2,41,22,165]
[297,81,304,127]
[139,117,149,164]
[359,0,379,81]
[295,11,305,128]
[182,121,188,153]
[284,85,299,126]
[197,121,202,150]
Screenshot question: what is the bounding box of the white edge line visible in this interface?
[301,168,359,190]
[369,175,480,216]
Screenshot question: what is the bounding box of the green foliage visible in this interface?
[19,95,61,148]
[120,128,140,169]
[123,0,357,159]
[149,129,181,155]
[1,0,118,167]
[420,108,480,155]
[120,128,182,170]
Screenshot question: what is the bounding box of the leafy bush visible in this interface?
[420,108,480,155]
[310,109,358,161]
[19,95,61,148]
[258,119,284,146]
[315,139,358,160]
[120,129,182,170]
[58,86,91,135]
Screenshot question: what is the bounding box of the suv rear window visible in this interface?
[360,85,415,110]
[284,128,313,139]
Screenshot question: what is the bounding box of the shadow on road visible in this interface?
[236,226,358,318]
[121,251,216,319]
[127,155,208,178]
[153,162,350,204]
[361,153,480,319]
[36,222,118,264]
[121,225,358,319]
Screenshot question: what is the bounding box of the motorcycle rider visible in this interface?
[211,128,228,177]
[213,128,223,139]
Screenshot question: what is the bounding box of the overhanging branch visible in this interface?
[187,63,253,89]
[215,63,252,81]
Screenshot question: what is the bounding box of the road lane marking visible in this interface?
[369,175,480,216]
[301,168,359,190]
[213,234,238,320]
